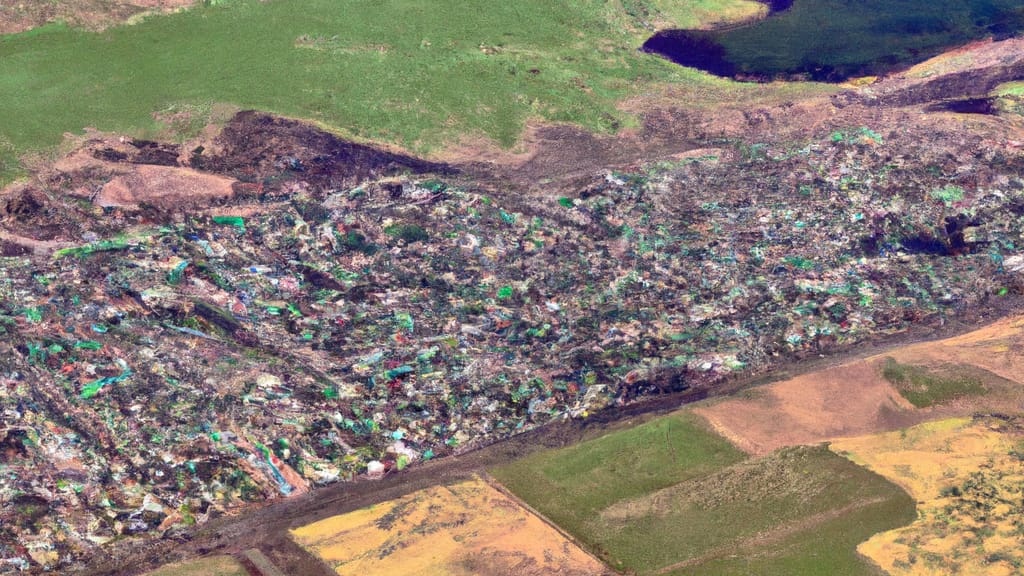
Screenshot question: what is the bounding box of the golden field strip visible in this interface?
[290,475,609,576]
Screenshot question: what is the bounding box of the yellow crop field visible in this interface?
[290,475,609,576]
[832,417,1024,575]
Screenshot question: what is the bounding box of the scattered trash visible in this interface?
[2,109,1024,572]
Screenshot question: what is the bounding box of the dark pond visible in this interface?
[642,0,1024,82]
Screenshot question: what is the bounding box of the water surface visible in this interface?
[643,0,1024,81]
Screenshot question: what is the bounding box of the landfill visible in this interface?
[1,108,1024,571]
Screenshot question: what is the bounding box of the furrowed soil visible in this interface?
[141,555,248,576]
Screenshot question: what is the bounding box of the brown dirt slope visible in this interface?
[696,316,1024,455]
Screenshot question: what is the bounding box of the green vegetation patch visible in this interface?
[0,0,730,185]
[993,81,1024,97]
[639,0,767,29]
[493,413,914,575]
[491,412,744,535]
[384,223,429,244]
[881,358,991,408]
[636,446,915,575]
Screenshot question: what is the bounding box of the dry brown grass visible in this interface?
[832,417,1024,576]
[290,475,610,576]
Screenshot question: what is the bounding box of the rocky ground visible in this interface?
[1,36,1024,574]
[0,0,196,35]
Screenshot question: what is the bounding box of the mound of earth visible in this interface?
[85,165,235,209]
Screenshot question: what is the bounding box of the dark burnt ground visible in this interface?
[191,111,457,196]
[78,295,1024,576]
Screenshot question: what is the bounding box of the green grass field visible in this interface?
[492,413,915,575]
[881,358,990,408]
[0,0,763,185]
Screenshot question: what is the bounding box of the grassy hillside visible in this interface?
[0,0,763,185]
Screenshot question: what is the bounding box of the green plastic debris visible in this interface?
[74,340,103,350]
[167,260,189,285]
[558,197,574,208]
[421,179,448,193]
[323,386,339,399]
[497,286,514,299]
[26,342,44,364]
[500,210,517,224]
[23,307,42,323]
[930,185,965,205]
[394,311,414,332]
[212,216,246,230]
[80,359,132,399]
[385,365,414,379]
[286,302,303,317]
[54,239,130,259]
[784,256,815,270]
[416,346,439,362]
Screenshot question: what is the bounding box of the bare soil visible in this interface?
[696,315,1024,456]
[290,475,609,576]
[696,360,918,455]
[0,0,195,34]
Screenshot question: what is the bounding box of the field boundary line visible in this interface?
[650,495,890,575]
[477,471,622,575]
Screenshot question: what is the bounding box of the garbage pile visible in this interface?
[1,111,1023,571]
